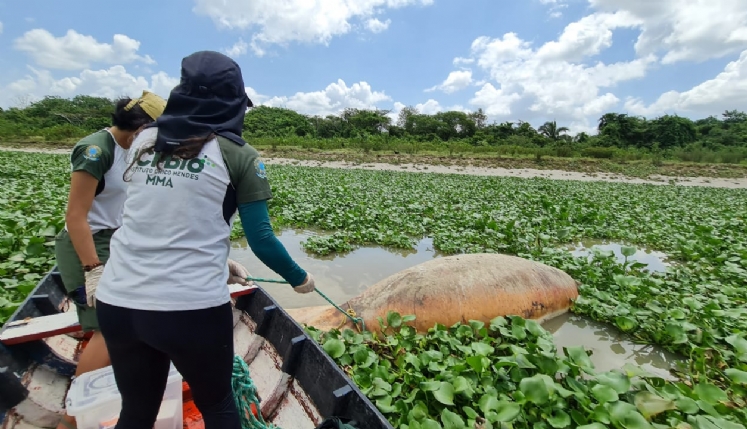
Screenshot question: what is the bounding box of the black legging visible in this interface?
[96,300,241,429]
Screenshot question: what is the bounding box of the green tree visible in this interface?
[538,121,569,141]
[243,106,313,137]
[648,115,697,149]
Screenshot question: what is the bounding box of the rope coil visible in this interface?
[232,355,281,429]
[245,277,366,332]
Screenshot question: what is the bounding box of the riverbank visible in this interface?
[2,144,747,189]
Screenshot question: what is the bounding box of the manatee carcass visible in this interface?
[286,253,578,334]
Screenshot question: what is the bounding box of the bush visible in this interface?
[581,147,616,159]
[42,124,88,142]
[553,145,574,158]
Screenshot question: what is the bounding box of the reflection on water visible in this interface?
[543,313,684,380]
[231,229,684,379]
[565,240,671,273]
[229,228,440,309]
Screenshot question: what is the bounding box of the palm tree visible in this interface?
[538,120,569,141]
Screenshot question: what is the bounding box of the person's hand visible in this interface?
[293,273,315,294]
[227,259,250,286]
[84,265,105,307]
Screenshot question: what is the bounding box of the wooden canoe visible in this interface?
[0,266,393,429]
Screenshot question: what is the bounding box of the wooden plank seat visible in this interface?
[0,284,257,346]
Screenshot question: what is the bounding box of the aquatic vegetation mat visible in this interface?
[0,152,68,321]
[308,313,747,428]
[1,151,746,427]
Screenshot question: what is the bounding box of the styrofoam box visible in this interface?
[66,363,183,429]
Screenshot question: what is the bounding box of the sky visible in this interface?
[0,0,745,135]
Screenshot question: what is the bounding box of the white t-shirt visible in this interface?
[94,127,273,311]
[65,129,129,234]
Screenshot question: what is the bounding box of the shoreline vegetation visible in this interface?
[1,95,746,182]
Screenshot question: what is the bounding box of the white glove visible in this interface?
[84,265,105,307]
[227,259,250,285]
[293,274,315,294]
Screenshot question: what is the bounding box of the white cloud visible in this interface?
[411,99,443,115]
[453,57,474,66]
[458,30,655,128]
[536,12,641,62]
[13,29,155,71]
[224,39,249,58]
[365,18,391,33]
[426,70,473,94]
[192,0,433,56]
[539,0,569,18]
[244,87,268,106]
[468,83,522,117]
[1,65,178,108]
[625,49,747,117]
[251,79,392,116]
[0,21,3,35]
[429,0,743,133]
[589,0,747,64]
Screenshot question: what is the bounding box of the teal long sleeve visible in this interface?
[238,200,307,287]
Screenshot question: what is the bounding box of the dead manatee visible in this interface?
[286,253,578,335]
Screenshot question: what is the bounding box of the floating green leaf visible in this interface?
[565,346,595,372]
[615,316,638,332]
[724,368,747,385]
[693,383,728,405]
[492,401,520,422]
[433,382,455,406]
[519,374,551,405]
[548,409,572,429]
[591,384,619,403]
[596,371,631,394]
[633,392,677,419]
[609,402,654,429]
[322,338,346,358]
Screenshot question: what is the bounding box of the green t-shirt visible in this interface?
[66,129,130,233]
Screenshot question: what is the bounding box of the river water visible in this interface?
[229,229,682,379]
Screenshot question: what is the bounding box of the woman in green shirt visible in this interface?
[54,91,166,429]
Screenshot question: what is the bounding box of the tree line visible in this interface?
[1,95,746,163]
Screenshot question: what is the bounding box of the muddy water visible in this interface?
[543,313,683,380]
[229,228,441,309]
[229,229,683,377]
[565,240,671,272]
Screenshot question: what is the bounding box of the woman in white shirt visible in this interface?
[92,51,315,429]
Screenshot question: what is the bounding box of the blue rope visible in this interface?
[245,276,366,332]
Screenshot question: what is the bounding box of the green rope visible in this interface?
[232,354,282,429]
[245,276,366,332]
[232,354,361,429]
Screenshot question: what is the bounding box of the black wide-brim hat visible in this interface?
[177,50,253,107]
[151,51,253,152]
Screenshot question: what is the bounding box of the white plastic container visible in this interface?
[66,363,183,429]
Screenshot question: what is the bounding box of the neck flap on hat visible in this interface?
[149,51,254,153]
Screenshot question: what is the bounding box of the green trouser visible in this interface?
[54,228,116,332]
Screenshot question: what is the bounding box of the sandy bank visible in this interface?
[4,146,746,189]
[263,157,747,189]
